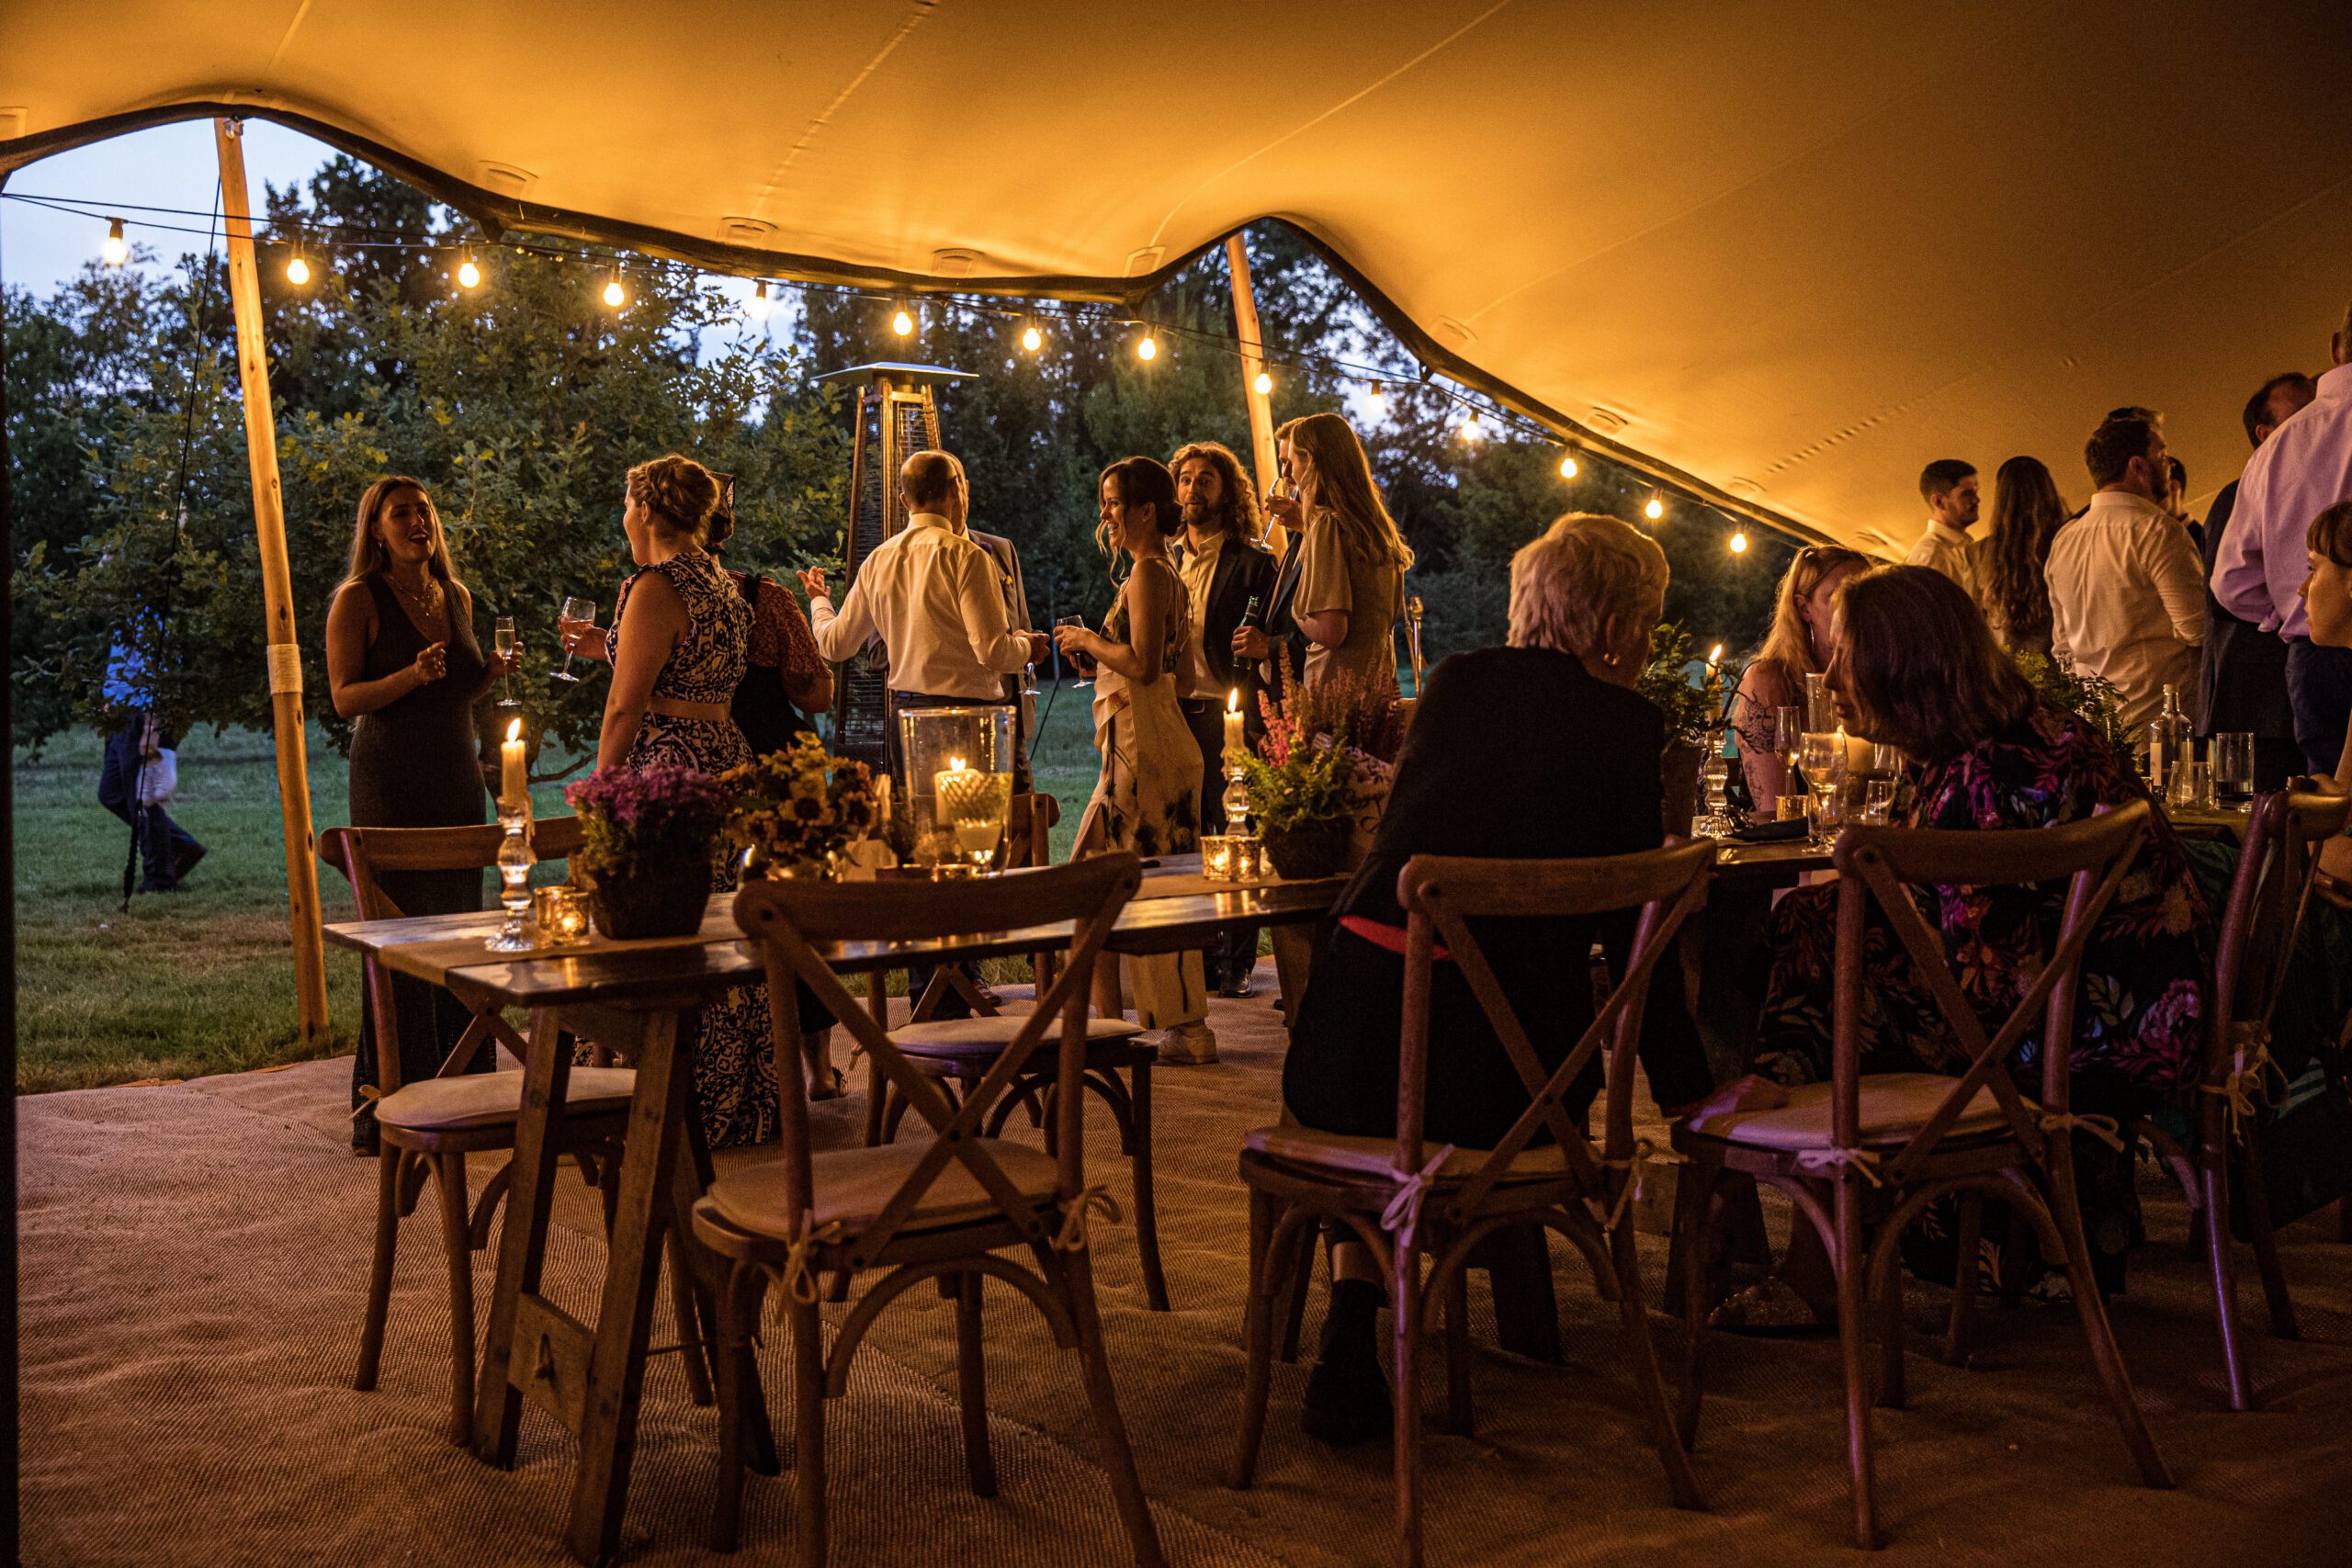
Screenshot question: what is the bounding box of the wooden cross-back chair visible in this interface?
[1228,842,1717,1568]
[696,852,1163,1568]
[318,819,677,1446]
[851,795,1171,1307]
[1672,802,2172,1550]
[2132,783,2352,1409]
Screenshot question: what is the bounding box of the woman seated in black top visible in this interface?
[1282,510,1713,1442]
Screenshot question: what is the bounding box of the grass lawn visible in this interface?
[13,682,1109,1094]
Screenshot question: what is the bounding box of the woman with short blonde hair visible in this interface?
[1277,507,1708,1444]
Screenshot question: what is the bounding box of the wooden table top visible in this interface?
[323,858,1349,1010]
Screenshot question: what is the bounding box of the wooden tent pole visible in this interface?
[1225,234,1285,556]
[215,118,331,1043]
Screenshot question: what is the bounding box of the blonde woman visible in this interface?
[1277,513,1709,1442]
[1260,412,1413,689]
[325,477,519,1150]
[1730,544,1871,814]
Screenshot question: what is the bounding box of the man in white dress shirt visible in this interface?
[2046,415,2206,733]
[1904,459,1983,601]
[2211,305,2352,772]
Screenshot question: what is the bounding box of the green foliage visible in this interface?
[2014,651,2133,751]
[1639,623,1743,747]
[1238,737,1353,833]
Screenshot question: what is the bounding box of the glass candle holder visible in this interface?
[1231,834,1264,880]
[532,885,592,944]
[897,704,1015,874]
[485,804,538,953]
[1201,834,1238,881]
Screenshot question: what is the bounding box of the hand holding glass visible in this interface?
[553,597,598,682]
[1055,615,1095,686]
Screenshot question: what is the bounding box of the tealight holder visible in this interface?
[1231,834,1264,881]
[485,802,538,953]
[1201,834,1238,881]
[532,884,593,945]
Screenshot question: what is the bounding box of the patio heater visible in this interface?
[811,361,977,767]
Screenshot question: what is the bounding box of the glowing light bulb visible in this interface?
[1364,383,1387,415]
[891,307,914,336]
[1460,415,1483,444]
[747,280,771,320]
[1020,322,1043,353]
[285,254,311,286]
[1558,452,1579,479]
[1729,530,1749,554]
[1644,495,1666,521]
[457,257,481,290]
[603,276,626,308]
[101,218,128,265]
[1136,333,1159,362]
[1253,369,1273,397]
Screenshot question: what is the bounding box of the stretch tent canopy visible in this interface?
[6,0,2351,554]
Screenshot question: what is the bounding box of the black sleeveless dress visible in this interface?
[348,576,496,1134]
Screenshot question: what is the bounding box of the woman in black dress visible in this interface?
[326,476,519,1151]
[1281,511,1713,1441]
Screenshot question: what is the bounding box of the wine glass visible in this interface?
[552,597,597,683]
[1055,614,1094,688]
[493,616,520,707]
[1799,729,1844,846]
[1770,705,1806,820]
[1860,777,1897,826]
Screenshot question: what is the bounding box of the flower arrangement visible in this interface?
[1639,623,1743,748]
[1241,650,1404,868]
[719,733,878,873]
[563,762,729,884]
[2014,651,2132,754]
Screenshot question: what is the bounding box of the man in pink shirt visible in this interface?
[2212,305,2352,771]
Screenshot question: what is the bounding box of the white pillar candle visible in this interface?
[501,718,527,810]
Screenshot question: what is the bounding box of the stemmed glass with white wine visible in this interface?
[493,615,520,708]
[1799,728,1844,847]
[552,597,598,683]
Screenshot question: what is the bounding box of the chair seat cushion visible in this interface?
[707,1140,1064,1240]
[889,1014,1146,1059]
[1686,1074,2025,1152]
[376,1067,638,1132]
[1243,1124,1569,1184]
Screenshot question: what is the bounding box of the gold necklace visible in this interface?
[390,574,443,618]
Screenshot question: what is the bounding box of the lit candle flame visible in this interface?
[505,717,522,742]
[1227,688,1239,713]
[946,755,966,773]
[1708,644,1724,665]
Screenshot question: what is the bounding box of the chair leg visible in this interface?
[1392,1236,1425,1568]
[435,1152,477,1448]
[1875,1249,1907,1411]
[1057,1242,1167,1568]
[709,1268,751,1552]
[2201,1150,2254,1411]
[1228,1190,1279,1489]
[1606,1205,1707,1511]
[1127,1063,1170,1311]
[789,1295,829,1568]
[1279,1224,1317,1364]
[356,1147,403,1393]
[2236,1123,2301,1341]
[953,1271,999,1496]
[1833,1179,1880,1551]
[1673,1164,1720,1450]
[2047,1168,2174,1491]
[672,1245,716,1407]
[1442,1260,1474,1437]
[1942,1190,1983,1368]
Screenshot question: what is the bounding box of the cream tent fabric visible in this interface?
[6,0,2350,554]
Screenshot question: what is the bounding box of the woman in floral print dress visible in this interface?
[586,455,776,1148]
[1753,567,2210,1290]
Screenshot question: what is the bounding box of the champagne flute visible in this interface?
[493,615,520,707]
[552,597,597,683]
[1771,705,1805,820]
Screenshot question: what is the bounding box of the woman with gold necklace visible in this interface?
[326,476,518,1153]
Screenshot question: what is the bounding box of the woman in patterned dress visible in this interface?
[1753,566,2209,1293]
[1054,457,1211,1055]
[589,454,778,1147]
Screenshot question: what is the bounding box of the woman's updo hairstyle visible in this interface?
[627,455,721,538]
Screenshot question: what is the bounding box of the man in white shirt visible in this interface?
[1905,458,1982,599]
[2046,415,2206,733]
[800,448,1048,750]
[2211,305,2352,772]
